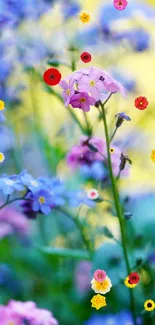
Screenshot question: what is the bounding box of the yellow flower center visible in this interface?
[80,97,86,103]
[0,152,5,163]
[39,196,46,204]
[110,148,114,153]
[66,89,70,95]
[90,80,95,87]
[140,101,143,105]
[8,322,15,325]
[0,100,5,111]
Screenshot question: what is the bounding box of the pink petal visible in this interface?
[90,87,100,100]
[81,102,90,112]
[59,80,68,90]
[88,96,96,105]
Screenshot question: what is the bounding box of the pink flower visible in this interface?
[60,67,126,108]
[78,67,105,100]
[0,300,58,325]
[113,0,128,10]
[93,269,107,282]
[59,79,75,106]
[70,92,95,112]
[75,261,92,294]
[0,203,29,239]
[0,306,21,325]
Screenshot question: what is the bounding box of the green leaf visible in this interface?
[47,59,61,67]
[38,246,91,260]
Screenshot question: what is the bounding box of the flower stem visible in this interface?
[0,197,31,210]
[100,101,137,325]
[56,207,93,259]
[110,127,118,142]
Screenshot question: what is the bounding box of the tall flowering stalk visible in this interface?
[100,99,137,325]
[58,65,137,324]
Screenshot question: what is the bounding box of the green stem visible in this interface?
[56,207,93,259]
[83,111,92,136]
[100,101,137,325]
[0,197,31,210]
[110,127,118,142]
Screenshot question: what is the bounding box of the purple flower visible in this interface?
[78,67,105,100]
[59,79,75,106]
[32,189,53,215]
[0,174,25,195]
[60,67,126,109]
[70,92,95,112]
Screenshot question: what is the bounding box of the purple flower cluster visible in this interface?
[0,300,58,325]
[60,67,126,112]
[67,136,130,177]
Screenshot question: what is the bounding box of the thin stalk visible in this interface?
[0,197,31,210]
[83,111,92,136]
[48,87,87,134]
[110,127,118,142]
[56,207,93,259]
[100,101,137,325]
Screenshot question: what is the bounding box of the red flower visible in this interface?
[129,272,140,284]
[134,96,148,110]
[80,52,92,63]
[43,68,61,86]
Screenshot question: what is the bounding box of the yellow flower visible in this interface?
[144,299,155,311]
[0,152,5,163]
[91,276,112,294]
[79,11,91,24]
[91,294,106,310]
[0,100,5,111]
[150,150,155,163]
[124,276,137,288]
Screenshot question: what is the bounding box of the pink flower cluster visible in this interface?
[60,67,126,112]
[67,136,129,176]
[0,300,58,325]
[0,203,29,239]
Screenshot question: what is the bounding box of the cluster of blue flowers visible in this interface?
[84,311,142,325]
[0,171,95,217]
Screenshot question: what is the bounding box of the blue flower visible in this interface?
[20,171,42,193]
[62,0,80,21]
[115,112,131,121]
[115,112,131,128]
[84,314,117,325]
[115,29,150,52]
[110,70,136,93]
[84,311,142,325]
[32,189,53,215]
[80,161,106,181]
[75,26,99,47]
[67,190,95,208]
[0,109,6,123]
[0,174,25,195]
